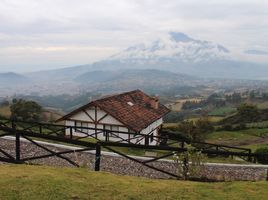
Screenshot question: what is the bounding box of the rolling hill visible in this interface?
[0,72,31,86]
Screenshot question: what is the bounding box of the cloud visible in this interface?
[244,50,268,55]
[0,0,267,71]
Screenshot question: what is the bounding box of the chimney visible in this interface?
[150,96,159,109]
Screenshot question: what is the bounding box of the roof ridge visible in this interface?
[92,89,142,103]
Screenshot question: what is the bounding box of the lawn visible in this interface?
[0,164,268,200]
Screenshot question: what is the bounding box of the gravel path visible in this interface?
[0,138,267,181]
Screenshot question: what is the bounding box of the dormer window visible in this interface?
[127,102,134,106]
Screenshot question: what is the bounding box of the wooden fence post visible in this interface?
[105,131,108,142]
[39,124,42,134]
[12,120,20,162]
[70,127,73,139]
[145,135,149,146]
[95,144,101,171]
[248,149,252,162]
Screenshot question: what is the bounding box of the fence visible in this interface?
[0,119,267,178]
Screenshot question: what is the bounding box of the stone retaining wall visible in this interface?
[0,138,267,181]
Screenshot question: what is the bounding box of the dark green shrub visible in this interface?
[163,111,184,123]
[233,123,247,131]
[255,147,268,164]
[222,124,233,131]
[10,98,42,122]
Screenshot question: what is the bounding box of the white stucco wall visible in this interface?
[64,106,163,145]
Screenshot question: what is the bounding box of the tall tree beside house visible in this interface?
[10,99,42,121]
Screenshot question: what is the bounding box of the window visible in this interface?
[150,133,154,143]
[82,122,88,133]
[111,125,119,137]
[103,125,119,137]
[112,125,119,132]
[127,102,134,106]
[75,121,82,132]
[75,121,88,133]
[103,125,111,137]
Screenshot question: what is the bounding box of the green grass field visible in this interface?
[208,107,237,116]
[0,164,268,200]
[206,128,268,148]
[247,121,268,128]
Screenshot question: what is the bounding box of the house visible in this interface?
[57,90,170,145]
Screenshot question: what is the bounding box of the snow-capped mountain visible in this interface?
[28,32,268,81]
[109,32,230,64]
[88,32,267,79]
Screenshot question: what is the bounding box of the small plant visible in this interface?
[173,148,207,180]
[73,150,90,168]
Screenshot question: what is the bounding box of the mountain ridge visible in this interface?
[0,72,31,85]
[25,32,268,81]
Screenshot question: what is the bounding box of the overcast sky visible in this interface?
[0,0,268,72]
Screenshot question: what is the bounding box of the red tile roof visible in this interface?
[57,90,170,132]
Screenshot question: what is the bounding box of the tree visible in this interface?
[237,103,258,122]
[195,117,214,139]
[10,99,42,121]
[163,111,184,123]
[178,120,195,139]
[178,116,214,142]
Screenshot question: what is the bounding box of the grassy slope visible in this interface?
[0,105,62,121]
[0,106,11,118]
[0,165,268,200]
[206,128,268,150]
[208,107,236,116]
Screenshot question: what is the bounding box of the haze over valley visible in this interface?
[0,0,268,114]
[0,32,268,100]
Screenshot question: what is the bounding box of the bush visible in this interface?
[160,128,192,144]
[0,114,7,120]
[255,147,268,164]
[10,99,42,121]
[233,123,247,131]
[163,111,184,123]
[217,123,247,131]
[237,103,259,122]
[177,117,214,142]
[222,124,233,131]
[173,148,207,180]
